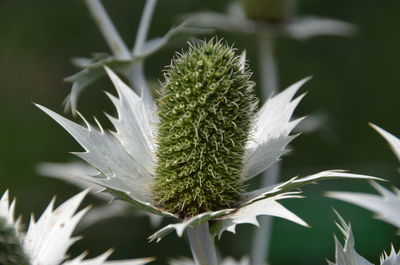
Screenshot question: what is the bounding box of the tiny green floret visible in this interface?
[153,40,257,217]
[0,218,30,265]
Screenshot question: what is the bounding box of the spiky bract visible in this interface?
[240,0,292,23]
[0,218,30,265]
[153,40,256,217]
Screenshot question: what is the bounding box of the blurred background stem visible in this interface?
[251,31,280,265]
[84,0,131,60]
[85,0,156,104]
[129,0,157,105]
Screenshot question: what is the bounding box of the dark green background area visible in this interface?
[0,0,399,264]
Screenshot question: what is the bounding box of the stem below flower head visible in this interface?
[187,223,218,265]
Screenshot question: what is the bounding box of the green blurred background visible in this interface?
[0,0,399,264]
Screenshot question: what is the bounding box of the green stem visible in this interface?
[250,31,280,265]
[187,223,218,265]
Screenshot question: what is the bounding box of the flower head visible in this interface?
[154,40,256,217]
[37,39,379,242]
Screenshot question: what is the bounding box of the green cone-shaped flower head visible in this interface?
[0,218,30,265]
[240,0,295,23]
[153,40,257,217]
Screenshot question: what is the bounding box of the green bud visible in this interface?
[0,218,30,265]
[153,40,257,217]
[240,0,294,23]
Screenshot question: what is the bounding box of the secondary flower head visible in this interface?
[154,40,256,217]
[0,190,152,265]
[37,39,378,242]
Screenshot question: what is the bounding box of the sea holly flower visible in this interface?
[327,211,400,265]
[327,124,400,229]
[36,40,379,242]
[0,190,152,265]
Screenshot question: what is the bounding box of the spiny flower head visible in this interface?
[153,40,257,217]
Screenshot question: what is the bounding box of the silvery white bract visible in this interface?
[37,161,162,228]
[372,124,400,162]
[37,67,380,242]
[328,212,400,265]
[183,2,356,39]
[169,257,249,265]
[327,125,400,229]
[0,190,152,265]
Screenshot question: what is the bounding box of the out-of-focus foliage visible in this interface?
[328,212,400,265]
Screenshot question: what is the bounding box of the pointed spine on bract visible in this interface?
[153,39,257,217]
[240,0,294,23]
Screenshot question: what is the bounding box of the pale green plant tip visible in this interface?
[153,39,257,217]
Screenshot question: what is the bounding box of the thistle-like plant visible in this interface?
[0,190,152,265]
[36,40,379,264]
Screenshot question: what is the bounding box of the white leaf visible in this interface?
[169,257,249,265]
[62,250,154,265]
[149,210,231,243]
[1,190,152,265]
[37,161,163,228]
[380,246,400,265]
[24,190,90,265]
[247,170,382,203]
[370,124,400,162]
[211,193,308,239]
[327,181,400,229]
[37,161,104,194]
[0,190,22,234]
[285,16,356,40]
[329,212,374,265]
[36,104,154,204]
[104,67,157,173]
[243,77,310,180]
